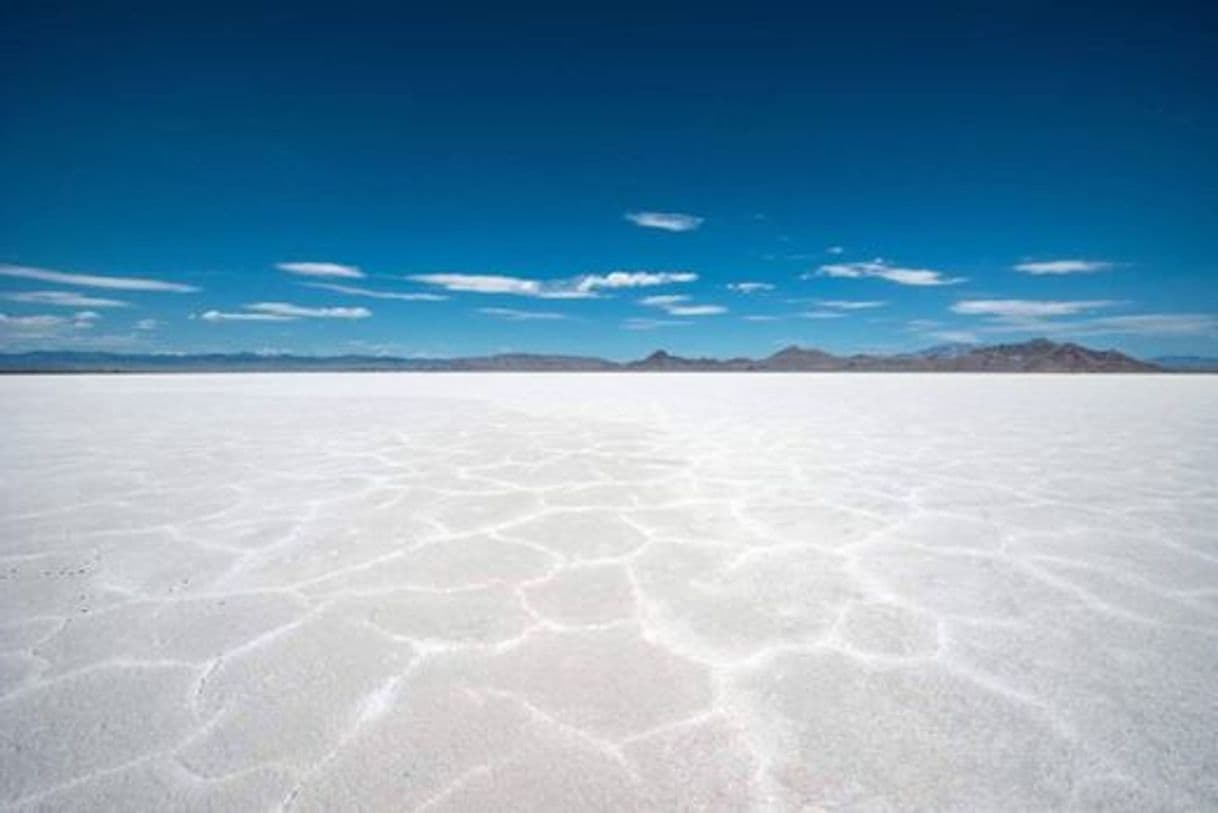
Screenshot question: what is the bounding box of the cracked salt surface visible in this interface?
[1,373,1216,811]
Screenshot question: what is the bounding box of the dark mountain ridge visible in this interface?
[0,339,1167,373]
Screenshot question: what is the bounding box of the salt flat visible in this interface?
[1,373,1216,811]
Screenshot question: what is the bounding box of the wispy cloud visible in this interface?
[801,310,847,319]
[246,302,371,319]
[727,282,774,293]
[669,304,727,316]
[951,299,1117,318]
[198,302,372,322]
[640,295,688,307]
[276,261,365,279]
[409,270,695,299]
[639,294,726,317]
[0,310,100,336]
[826,246,845,255]
[812,260,965,286]
[742,314,782,322]
[135,318,159,331]
[577,271,697,291]
[623,317,690,330]
[478,307,568,321]
[1014,259,1114,275]
[814,299,886,310]
[0,264,198,292]
[199,310,295,322]
[304,282,447,301]
[624,211,704,232]
[408,273,539,295]
[4,290,129,308]
[407,273,595,299]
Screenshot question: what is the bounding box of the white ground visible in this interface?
[1,373,1216,811]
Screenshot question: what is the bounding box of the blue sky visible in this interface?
[2,1,1216,359]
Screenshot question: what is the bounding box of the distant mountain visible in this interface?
[0,339,1166,373]
[627,350,757,371]
[762,345,842,371]
[448,353,619,371]
[944,339,1161,373]
[1151,355,1218,372]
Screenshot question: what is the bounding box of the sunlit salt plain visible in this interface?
[1,373,1216,811]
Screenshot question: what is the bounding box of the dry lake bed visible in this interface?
[1,373,1216,811]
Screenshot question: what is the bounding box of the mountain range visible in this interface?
[0,339,1176,373]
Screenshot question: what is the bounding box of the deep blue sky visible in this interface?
[2,1,1216,359]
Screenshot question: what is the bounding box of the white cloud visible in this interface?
[743,315,782,322]
[0,264,198,292]
[668,304,727,316]
[199,310,295,322]
[409,270,695,299]
[5,290,129,308]
[478,307,568,321]
[813,260,965,286]
[0,310,99,337]
[727,282,774,293]
[639,293,726,317]
[135,318,159,331]
[640,294,689,307]
[814,299,886,310]
[624,211,704,232]
[577,271,697,291]
[407,273,594,299]
[1014,259,1114,275]
[0,313,70,332]
[826,246,845,255]
[951,299,1116,318]
[623,317,689,330]
[304,282,447,301]
[276,261,365,279]
[246,302,371,319]
[801,310,846,319]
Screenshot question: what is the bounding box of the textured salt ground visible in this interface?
[1,372,1216,811]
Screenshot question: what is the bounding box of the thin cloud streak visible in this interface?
[638,294,726,316]
[276,262,365,279]
[246,302,371,319]
[1014,259,1114,275]
[578,271,697,291]
[409,270,696,299]
[814,299,886,310]
[0,264,198,292]
[5,290,130,308]
[623,317,690,330]
[408,273,596,299]
[478,307,568,321]
[304,282,447,301]
[813,260,965,286]
[199,310,295,322]
[624,211,704,232]
[952,299,1117,318]
[668,304,727,316]
[727,282,775,293]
